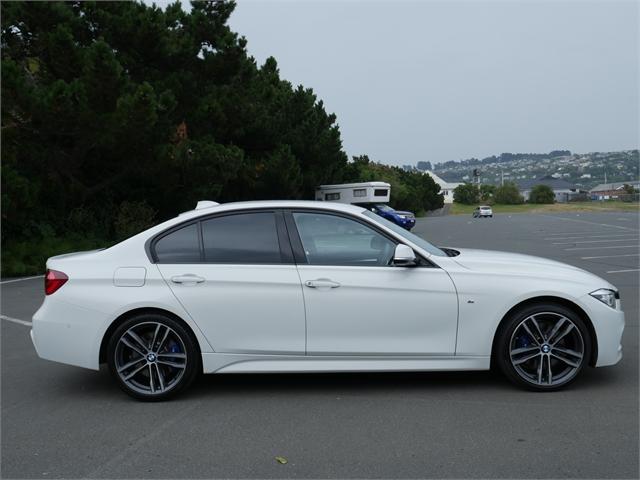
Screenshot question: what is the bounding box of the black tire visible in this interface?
[107,313,200,401]
[495,303,591,391]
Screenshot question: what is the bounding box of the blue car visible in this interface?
[369,204,416,230]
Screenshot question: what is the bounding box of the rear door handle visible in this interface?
[171,274,205,285]
[305,278,341,289]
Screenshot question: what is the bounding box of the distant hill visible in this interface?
[414,150,639,189]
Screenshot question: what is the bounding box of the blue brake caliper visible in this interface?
[515,333,531,349]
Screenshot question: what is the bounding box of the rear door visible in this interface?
[154,210,305,355]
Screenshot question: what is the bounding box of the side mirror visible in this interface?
[393,244,417,266]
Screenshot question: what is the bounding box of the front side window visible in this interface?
[292,212,395,266]
[362,210,446,256]
[374,189,388,196]
[201,212,281,264]
[154,223,201,263]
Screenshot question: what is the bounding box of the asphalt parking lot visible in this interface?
[2,211,638,479]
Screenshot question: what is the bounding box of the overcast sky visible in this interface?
[156,0,640,165]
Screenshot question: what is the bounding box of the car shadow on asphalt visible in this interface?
[51,363,626,403]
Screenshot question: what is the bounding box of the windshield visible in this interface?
[362,210,446,257]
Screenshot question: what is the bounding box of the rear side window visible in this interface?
[201,212,281,264]
[154,223,201,263]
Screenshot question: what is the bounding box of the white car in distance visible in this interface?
[473,205,493,218]
[32,201,624,400]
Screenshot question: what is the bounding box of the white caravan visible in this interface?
[315,182,391,205]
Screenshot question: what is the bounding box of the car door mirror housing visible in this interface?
[393,244,417,266]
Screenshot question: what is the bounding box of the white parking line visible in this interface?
[541,215,638,232]
[565,245,639,251]
[0,315,32,327]
[0,275,43,285]
[607,269,640,274]
[553,238,639,245]
[581,253,640,259]
[545,233,639,240]
[542,231,605,236]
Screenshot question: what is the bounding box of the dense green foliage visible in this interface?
[453,183,480,205]
[528,184,555,204]
[479,184,495,202]
[452,183,496,205]
[1,1,442,275]
[494,182,524,205]
[345,156,444,214]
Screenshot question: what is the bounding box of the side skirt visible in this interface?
[201,353,490,374]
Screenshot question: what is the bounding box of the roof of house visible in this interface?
[516,175,577,191]
[423,170,462,188]
[590,180,640,192]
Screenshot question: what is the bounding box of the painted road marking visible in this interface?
[565,245,639,251]
[542,231,607,236]
[545,233,639,240]
[0,315,32,327]
[582,253,640,259]
[606,269,640,274]
[0,275,43,285]
[553,238,639,245]
[541,215,638,232]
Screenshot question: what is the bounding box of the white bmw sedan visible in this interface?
[32,201,624,400]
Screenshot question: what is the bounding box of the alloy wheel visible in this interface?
[114,321,187,396]
[509,312,585,387]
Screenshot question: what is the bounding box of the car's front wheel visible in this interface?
[107,313,200,401]
[495,303,591,391]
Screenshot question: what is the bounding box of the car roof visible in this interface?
[178,200,366,220]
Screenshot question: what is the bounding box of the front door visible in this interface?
[289,211,458,355]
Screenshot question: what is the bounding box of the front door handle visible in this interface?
[171,274,205,285]
[305,278,341,289]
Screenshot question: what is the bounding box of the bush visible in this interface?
[453,183,480,204]
[2,235,109,277]
[114,201,157,241]
[529,184,555,204]
[494,182,524,204]
[479,184,495,202]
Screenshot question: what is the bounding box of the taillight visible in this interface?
[45,269,68,295]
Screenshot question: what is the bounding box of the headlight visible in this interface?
[590,288,618,308]
[398,215,407,219]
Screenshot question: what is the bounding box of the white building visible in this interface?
[423,171,462,204]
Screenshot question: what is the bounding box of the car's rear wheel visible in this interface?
[107,313,200,401]
[496,304,591,391]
